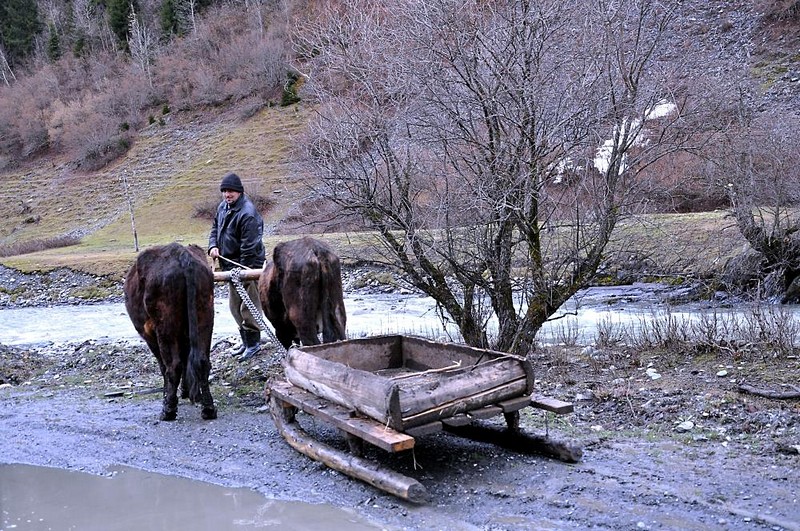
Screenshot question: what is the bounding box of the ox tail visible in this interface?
[182,251,207,404]
[320,258,347,342]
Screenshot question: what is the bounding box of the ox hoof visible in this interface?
[160,410,177,421]
[202,407,218,420]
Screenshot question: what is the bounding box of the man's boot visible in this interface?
[237,329,261,361]
[230,328,247,357]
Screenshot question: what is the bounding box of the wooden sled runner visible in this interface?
[267,335,582,503]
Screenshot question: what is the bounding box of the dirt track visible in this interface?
[2,334,798,530]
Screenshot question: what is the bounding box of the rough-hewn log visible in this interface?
[283,352,397,427]
[270,381,414,453]
[212,269,262,282]
[269,395,429,504]
[443,422,583,463]
[738,383,800,399]
[398,378,530,428]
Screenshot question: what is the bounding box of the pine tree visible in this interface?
[47,23,62,62]
[0,0,42,67]
[160,0,181,38]
[108,0,139,51]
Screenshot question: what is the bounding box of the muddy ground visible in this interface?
[1,268,799,530]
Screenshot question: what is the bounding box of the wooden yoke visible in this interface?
[212,269,262,282]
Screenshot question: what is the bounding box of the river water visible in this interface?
[0,292,457,347]
[0,282,775,348]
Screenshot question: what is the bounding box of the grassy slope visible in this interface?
[0,103,332,278]
[0,102,749,282]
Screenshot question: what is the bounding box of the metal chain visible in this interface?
[230,268,287,355]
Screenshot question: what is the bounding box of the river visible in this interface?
[1,282,781,348]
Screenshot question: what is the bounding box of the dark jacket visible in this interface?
[208,194,265,271]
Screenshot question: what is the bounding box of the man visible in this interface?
[208,172,266,361]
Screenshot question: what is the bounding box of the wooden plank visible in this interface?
[402,336,489,370]
[297,336,403,372]
[270,394,429,503]
[497,395,534,413]
[530,394,574,414]
[270,381,415,453]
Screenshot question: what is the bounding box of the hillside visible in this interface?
[0,0,799,281]
[0,103,324,277]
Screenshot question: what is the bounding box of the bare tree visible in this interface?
[72,0,118,53]
[128,6,155,87]
[245,0,265,38]
[295,0,712,354]
[0,43,16,86]
[704,97,800,300]
[178,0,199,35]
[121,170,140,251]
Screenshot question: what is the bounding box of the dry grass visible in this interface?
[0,103,319,277]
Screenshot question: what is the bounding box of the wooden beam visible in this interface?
[213,269,262,282]
[441,414,471,427]
[530,394,574,414]
[467,405,502,420]
[497,395,536,413]
[404,421,443,438]
[270,381,415,453]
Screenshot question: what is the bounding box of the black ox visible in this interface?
[258,237,347,349]
[124,243,217,421]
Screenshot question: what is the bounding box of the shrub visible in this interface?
[0,235,81,257]
[281,71,303,107]
[757,0,800,21]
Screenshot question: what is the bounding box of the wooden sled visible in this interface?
[267,335,582,503]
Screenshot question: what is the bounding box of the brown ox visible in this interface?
[124,243,217,421]
[258,237,347,349]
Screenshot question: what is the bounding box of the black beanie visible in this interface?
[219,172,244,193]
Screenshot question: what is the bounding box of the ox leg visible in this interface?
[161,357,182,421]
[295,321,321,347]
[180,365,190,400]
[161,376,179,421]
[199,383,217,420]
[195,335,217,420]
[274,326,296,351]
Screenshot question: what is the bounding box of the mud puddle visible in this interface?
[0,463,379,530]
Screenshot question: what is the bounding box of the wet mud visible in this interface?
[1,351,798,531]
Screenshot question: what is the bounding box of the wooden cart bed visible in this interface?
[267,335,581,503]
